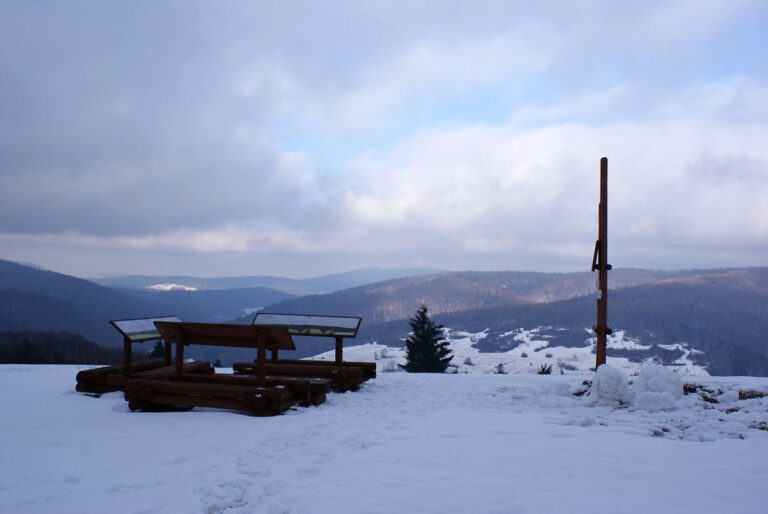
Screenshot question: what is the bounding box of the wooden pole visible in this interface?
[335,336,343,364]
[123,335,132,376]
[257,333,266,387]
[175,332,185,380]
[591,157,612,368]
[163,339,172,366]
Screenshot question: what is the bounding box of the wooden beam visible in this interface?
[175,331,185,380]
[123,335,132,376]
[335,336,343,364]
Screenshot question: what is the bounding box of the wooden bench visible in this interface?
[233,313,375,392]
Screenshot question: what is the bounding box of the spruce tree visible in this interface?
[150,341,165,358]
[400,304,453,373]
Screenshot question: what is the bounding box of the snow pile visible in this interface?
[632,365,682,412]
[591,364,633,405]
[590,364,683,411]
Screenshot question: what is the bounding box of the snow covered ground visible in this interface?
[1,365,767,514]
[314,328,708,376]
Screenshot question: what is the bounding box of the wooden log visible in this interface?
[76,382,120,395]
[181,372,332,393]
[125,382,301,415]
[76,358,166,381]
[300,392,326,407]
[126,379,291,402]
[235,359,376,378]
[134,360,213,379]
[234,362,365,378]
[127,399,194,412]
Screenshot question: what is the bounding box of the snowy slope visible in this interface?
[316,328,709,376]
[1,365,767,513]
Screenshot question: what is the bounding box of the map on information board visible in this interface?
[253,313,361,337]
[110,315,180,342]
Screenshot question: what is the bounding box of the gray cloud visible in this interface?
[1,1,767,276]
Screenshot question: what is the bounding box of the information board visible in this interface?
[253,313,361,337]
[110,316,180,342]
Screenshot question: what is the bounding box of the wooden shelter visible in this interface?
[76,313,374,416]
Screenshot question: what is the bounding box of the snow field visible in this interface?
[315,327,708,377]
[0,365,766,514]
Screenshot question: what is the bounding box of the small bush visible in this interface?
[537,363,552,375]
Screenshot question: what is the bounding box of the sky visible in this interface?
[1,1,767,279]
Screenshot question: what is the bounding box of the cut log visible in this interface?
[181,372,332,394]
[124,378,303,415]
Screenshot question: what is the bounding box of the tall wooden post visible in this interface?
[591,157,612,368]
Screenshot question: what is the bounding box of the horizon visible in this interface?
[4,257,764,282]
[1,2,767,277]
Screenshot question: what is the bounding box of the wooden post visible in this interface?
[591,157,612,368]
[123,335,132,376]
[175,332,185,380]
[163,339,172,366]
[335,336,343,364]
[257,333,266,387]
[271,348,279,363]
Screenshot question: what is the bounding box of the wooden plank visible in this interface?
[154,321,295,351]
[76,358,166,380]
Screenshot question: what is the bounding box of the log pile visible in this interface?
[125,373,331,416]
[75,359,214,395]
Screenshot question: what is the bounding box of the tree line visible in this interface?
[0,331,145,365]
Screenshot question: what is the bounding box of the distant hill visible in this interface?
[93,267,443,295]
[114,287,296,322]
[254,269,697,326]
[354,268,768,376]
[0,259,185,345]
[0,260,301,344]
[253,268,768,376]
[4,258,767,375]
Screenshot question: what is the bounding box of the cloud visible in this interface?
[1,1,766,276]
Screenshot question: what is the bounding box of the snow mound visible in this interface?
[591,364,632,405]
[632,365,682,412]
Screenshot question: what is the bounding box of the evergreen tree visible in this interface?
[150,341,165,358]
[400,304,453,373]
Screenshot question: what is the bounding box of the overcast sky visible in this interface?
[1,1,767,278]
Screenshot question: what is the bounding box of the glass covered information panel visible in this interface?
[253,313,361,337]
[110,316,180,342]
